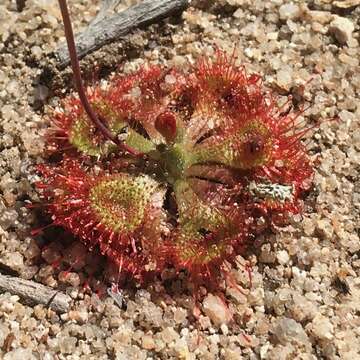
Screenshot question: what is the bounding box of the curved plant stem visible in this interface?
[58,0,140,156]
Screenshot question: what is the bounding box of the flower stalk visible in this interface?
[58,0,140,155]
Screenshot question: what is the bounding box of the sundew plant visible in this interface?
[35,0,314,291]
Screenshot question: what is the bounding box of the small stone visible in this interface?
[142,334,155,350]
[303,217,315,236]
[267,32,278,40]
[31,46,42,59]
[244,47,253,58]
[316,219,334,239]
[142,303,163,327]
[33,0,61,18]
[333,0,360,9]
[174,308,187,324]
[109,315,123,328]
[173,339,190,359]
[260,343,270,359]
[310,314,334,340]
[256,318,271,336]
[237,333,258,348]
[165,74,176,84]
[112,328,132,346]
[25,239,41,259]
[69,288,79,299]
[33,305,46,320]
[209,334,220,344]
[4,348,36,360]
[161,327,179,344]
[68,309,89,324]
[199,315,211,330]
[276,250,290,265]
[0,324,9,348]
[171,55,187,67]
[0,209,19,231]
[58,271,80,287]
[2,252,24,272]
[7,80,19,96]
[329,16,354,45]
[273,318,309,346]
[233,8,244,19]
[58,336,77,354]
[307,10,332,24]
[223,348,242,360]
[276,67,293,90]
[259,244,276,263]
[279,3,300,20]
[203,294,232,326]
[226,287,248,304]
[339,52,359,66]
[42,13,58,28]
[353,128,360,150]
[1,299,15,313]
[220,324,229,335]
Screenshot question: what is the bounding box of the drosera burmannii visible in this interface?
[32,0,317,308]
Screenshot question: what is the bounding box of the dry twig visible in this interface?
[56,0,189,68]
[0,273,71,313]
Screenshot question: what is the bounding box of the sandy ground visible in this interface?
[0,0,359,359]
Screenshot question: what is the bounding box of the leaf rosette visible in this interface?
[37,51,314,286]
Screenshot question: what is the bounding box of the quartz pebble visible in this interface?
[58,336,77,354]
[307,10,332,24]
[161,327,179,344]
[310,314,334,341]
[68,309,89,324]
[276,67,293,90]
[173,338,190,359]
[333,0,360,8]
[223,348,242,360]
[203,294,232,326]
[276,250,290,265]
[174,308,187,324]
[279,3,300,20]
[329,16,355,45]
[3,348,36,360]
[142,335,156,350]
[273,318,310,347]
